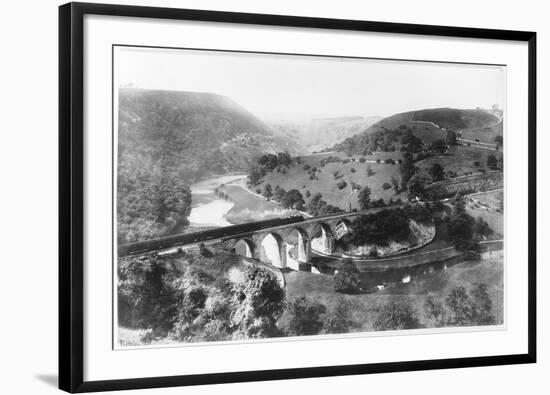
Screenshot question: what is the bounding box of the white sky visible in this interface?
[117,46,506,121]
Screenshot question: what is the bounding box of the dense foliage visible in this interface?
[285,296,327,336]
[332,127,405,155]
[446,198,493,253]
[424,283,495,327]
[333,260,362,293]
[118,253,286,343]
[340,209,411,247]
[118,161,192,243]
[373,301,421,331]
[248,152,294,185]
[306,193,343,216]
[280,189,305,210]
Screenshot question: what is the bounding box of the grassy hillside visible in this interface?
[258,152,407,211]
[415,145,502,182]
[461,121,503,144]
[330,108,502,155]
[284,255,504,332]
[412,108,499,130]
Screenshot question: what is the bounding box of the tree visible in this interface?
[286,296,327,336]
[366,165,375,177]
[446,130,458,145]
[273,185,286,201]
[323,299,357,334]
[391,176,400,193]
[358,186,372,209]
[118,256,178,335]
[248,164,263,186]
[494,135,503,146]
[231,267,286,338]
[408,179,425,199]
[262,183,273,199]
[400,152,415,190]
[445,286,473,326]
[487,154,498,170]
[430,139,447,154]
[429,163,445,182]
[373,301,420,331]
[306,193,342,216]
[281,189,305,210]
[469,283,495,325]
[333,260,361,293]
[424,297,446,327]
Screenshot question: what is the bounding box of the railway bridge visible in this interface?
[218,206,401,271]
[119,204,407,272]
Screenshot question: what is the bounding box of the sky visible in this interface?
[116,46,506,122]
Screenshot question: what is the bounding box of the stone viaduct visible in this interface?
[218,210,376,272]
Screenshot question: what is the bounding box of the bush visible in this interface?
[323,299,358,334]
[350,167,356,173]
[373,301,420,331]
[382,182,392,190]
[286,296,327,336]
[336,180,347,190]
[369,246,378,257]
[231,267,286,338]
[333,261,361,293]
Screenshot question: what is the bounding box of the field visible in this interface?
[284,252,504,332]
[470,189,504,211]
[416,145,502,181]
[466,190,504,236]
[259,152,408,211]
[461,122,503,145]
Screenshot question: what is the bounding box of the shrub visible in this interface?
[323,299,358,334]
[333,260,361,293]
[382,182,392,190]
[336,180,347,190]
[373,301,420,331]
[350,167,356,173]
[231,267,286,338]
[369,246,378,257]
[286,296,327,336]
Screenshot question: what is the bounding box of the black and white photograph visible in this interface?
[115,47,506,347]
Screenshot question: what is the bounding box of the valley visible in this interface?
[116,88,506,345]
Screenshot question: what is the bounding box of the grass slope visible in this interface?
[331,108,502,156]
[284,254,504,332]
[259,152,407,210]
[416,145,501,181]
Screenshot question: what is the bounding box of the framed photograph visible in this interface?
[59,2,536,392]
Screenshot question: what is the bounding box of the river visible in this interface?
[188,174,247,227]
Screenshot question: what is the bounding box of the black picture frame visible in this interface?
[59,2,537,393]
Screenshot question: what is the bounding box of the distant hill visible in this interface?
[119,88,307,182]
[269,116,382,152]
[330,108,502,154]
